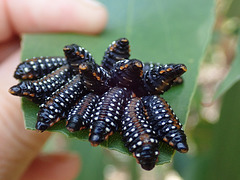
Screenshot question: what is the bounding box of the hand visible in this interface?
[0,0,107,179]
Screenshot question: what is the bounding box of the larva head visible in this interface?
[9,85,22,96]
[134,145,159,171]
[63,44,81,60]
[14,63,32,79]
[89,133,105,147]
[89,121,109,146]
[108,38,130,53]
[79,61,94,74]
[171,131,189,153]
[36,109,57,132]
[35,121,50,132]
[66,115,83,132]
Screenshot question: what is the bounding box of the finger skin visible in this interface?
[0,50,50,180]
[20,153,80,180]
[1,0,108,42]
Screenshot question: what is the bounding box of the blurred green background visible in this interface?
[22,0,240,179]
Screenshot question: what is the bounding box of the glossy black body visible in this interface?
[10,65,72,104]
[36,74,87,132]
[142,95,188,153]
[108,59,143,90]
[63,44,96,74]
[121,97,159,171]
[14,56,67,80]
[101,38,130,71]
[89,87,131,146]
[79,61,111,95]
[66,93,98,132]
[135,64,187,96]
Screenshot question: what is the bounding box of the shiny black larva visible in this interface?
[14,56,67,80]
[63,44,96,74]
[79,61,111,95]
[36,74,87,132]
[121,96,160,171]
[142,95,188,153]
[108,59,143,90]
[66,93,98,132]
[9,65,72,104]
[89,87,131,146]
[135,64,187,96]
[101,38,130,72]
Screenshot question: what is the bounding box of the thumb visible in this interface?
[1,0,108,42]
[0,50,51,180]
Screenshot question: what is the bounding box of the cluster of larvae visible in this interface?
[9,38,188,170]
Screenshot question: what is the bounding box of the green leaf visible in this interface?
[214,33,240,99]
[21,0,215,165]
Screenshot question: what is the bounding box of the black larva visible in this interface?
[101,38,130,72]
[121,96,159,171]
[108,59,143,90]
[9,65,72,104]
[89,87,131,146]
[136,64,187,96]
[79,61,111,95]
[14,56,67,80]
[63,44,96,74]
[66,93,98,132]
[143,63,184,87]
[36,74,87,132]
[142,95,188,153]
[9,37,188,171]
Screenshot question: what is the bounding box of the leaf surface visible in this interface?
[21,0,215,165]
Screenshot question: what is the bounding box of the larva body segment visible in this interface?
[14,56,67,80]
[136,64,187,96]
[101,38,130,71]
[142,62,163,73]
[9,65,72,104]
[79,61,111,95]
[36,74,87,132]
[108,59,143,90]
[66,93,99,132]
[89,87,131,146]
[121,97,159,171]
[63,44,96,74]
[142,95,188,153]
[143,63,184,86]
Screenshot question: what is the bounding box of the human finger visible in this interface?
[20,153,80,180]
[1,0,108,42]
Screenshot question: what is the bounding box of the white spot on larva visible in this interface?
[137,141,142,146]
[134,133,138,138]
[105,127,110,132]
[128,137,133,142]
